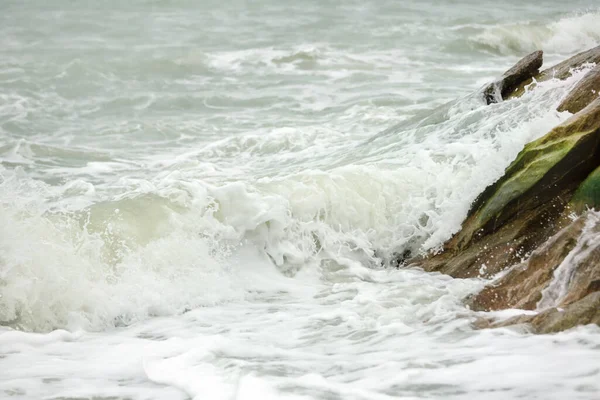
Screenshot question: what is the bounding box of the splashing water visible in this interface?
[1,0,600,399]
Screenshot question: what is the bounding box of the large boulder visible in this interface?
[406,47,600,333]
[508,45,600,99]
[468,211,600,312]
[467,215,586,311]
[417,97,600,278]
[557,64,600,114]
[484,50,543,104]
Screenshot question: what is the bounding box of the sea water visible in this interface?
[1,1,600,399]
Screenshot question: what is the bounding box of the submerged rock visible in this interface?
[483,50,543,104]
[557,64,600,114]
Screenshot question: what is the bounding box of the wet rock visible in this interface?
[557,64,600,114]
[570,166,600,214]
[454,97,600,248]
[484,50,543,104]
[416,97,600,279]
[405,49,600,333]
[491,292,600,334]
[468,209,600,313]
[540,45,600,81]
[467,216,586,311]
[508,45,600,99]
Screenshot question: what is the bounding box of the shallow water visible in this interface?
[1,1,600,399]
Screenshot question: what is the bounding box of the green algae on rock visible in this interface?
[408,47,600,333]
[416,96,600,281]
[571,166,600,214]
[455,97,600,248]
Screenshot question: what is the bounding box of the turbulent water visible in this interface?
[1,1,600,399]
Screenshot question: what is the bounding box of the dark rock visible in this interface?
[484,50,543,104]
[557,64,600,114]
[508,45,600,99]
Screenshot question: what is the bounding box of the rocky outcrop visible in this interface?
[507,45,600,99]
[484,50,543,104]
[417,97,600,279]
[557,64,600,114]
[468,211,600,313]
[407,47,600,333]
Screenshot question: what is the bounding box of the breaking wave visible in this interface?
[471,11,600,55]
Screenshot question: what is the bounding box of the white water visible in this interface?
[1,1,600,399]
[538,211,600,310]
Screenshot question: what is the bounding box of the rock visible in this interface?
[570,166,600,214]
[406,49,600,333]
[467,215,586,311]
[455,97,600,248]
[557,64,600,114]
[417,97,600,278]
[468,208,600,312]
[484,50,543,104]
[490,292,600,334]
[508,45,600,99]
[547,213,600,308]
[540,45,600,81]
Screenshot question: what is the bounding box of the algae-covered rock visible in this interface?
[455,97,600,248]
[557,64,600,114]
[416,98,600,279]
[407,48,600,333]
[484,50,543,104]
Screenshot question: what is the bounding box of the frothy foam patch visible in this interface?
[0,170,246,331]
[471,11,600,55]
[2,267,599,399]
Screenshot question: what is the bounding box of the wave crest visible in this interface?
[471,11,600,55]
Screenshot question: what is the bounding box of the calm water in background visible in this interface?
[1,1,600,399]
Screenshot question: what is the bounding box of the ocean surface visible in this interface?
[1,1,600,399]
